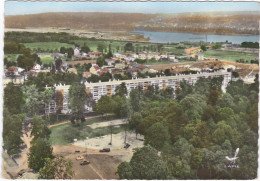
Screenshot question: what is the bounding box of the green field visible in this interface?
[23,42,73,52]
[40,56,55,65]
[203,50,258,62]
[49,115,125,145]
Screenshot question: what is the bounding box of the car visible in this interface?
[99,148,110,152]
[76,155,84,160]
[80,160,90,165]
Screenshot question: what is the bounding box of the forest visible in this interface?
[114,76,258,179]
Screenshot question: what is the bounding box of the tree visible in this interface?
[124,42,134,52]
[3,108,24,156]
[81,45,90,53]
[17,53,35,71]
[4,83,24,114]
[94,95,113,120]
[97,44,106,52]
[207,86,221,107]
[115,82,127,96]
[190,122,211,148]
[39,156,74,179]
[180,94,207,121]
[212,121,233,145]
[29,138,53,171]
[247,103,258,133]
[69,82,87,124]
[200,45,207,51]
[163,138,194,179]
[191,148,203,178]
[22,85,53,116]
[144,122,170,150]
[31,116,51,140]
[96,55,105,67]
[117,161,133,179]
[176,80,193,101]
[129,145,168,179]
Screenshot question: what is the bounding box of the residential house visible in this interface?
[67,68,78,74]
[89,52,103,59]
[74,47,81,56]
[105,59,115,66]
[115,63,126,69]
[137,64,149,74]
[33,64,41,71]
[83,71,92,78]
[90,65,100,75]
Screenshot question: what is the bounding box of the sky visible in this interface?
[5,1,260,16]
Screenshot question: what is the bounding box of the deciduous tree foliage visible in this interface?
[39,156,74,179]
[4,83,24,114]
[129,145,168,179]
[3,108,24,156]
[144,122,170,150]
[28,138,53,171]
[69,82,87,123]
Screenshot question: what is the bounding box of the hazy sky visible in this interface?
[5,1,260,16]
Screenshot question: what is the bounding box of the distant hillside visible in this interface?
[5,12,260,35]
[5,12,156,31]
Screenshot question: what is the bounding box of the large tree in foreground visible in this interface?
[69,82,87,124]
[39,156,74,179]
[4,83,24,114]
[29,138,53,171]
[117,145,168,179]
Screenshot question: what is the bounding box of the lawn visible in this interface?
[49,115,122,145]
[40,56,55,65]
[203,50,258,62]
[23,42,73,52]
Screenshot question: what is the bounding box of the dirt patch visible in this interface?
[53,144,128,179]
[73,131,144,151]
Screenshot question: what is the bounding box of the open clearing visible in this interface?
[87,119,127,129]
[23,42,72,51]
[73,131,144,151]
[52,144,131,179]
[203,50,258,62]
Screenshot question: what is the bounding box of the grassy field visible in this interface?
[23,42,73,52]
[203,50,258,62]
[49,115,125,145]
[40,56,55,65]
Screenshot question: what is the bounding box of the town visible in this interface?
[2,2,259,180]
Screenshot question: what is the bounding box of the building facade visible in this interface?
[46,71,232,114]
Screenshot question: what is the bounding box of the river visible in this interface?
[132,30,259,44]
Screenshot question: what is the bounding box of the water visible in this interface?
[132,30,259,44]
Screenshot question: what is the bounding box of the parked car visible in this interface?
[80,160,90,165]
[99,148,110,152]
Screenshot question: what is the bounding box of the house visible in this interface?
[90,65,100,75]
[74,47,81,56]
[83,71,92,78]
[105,59,115,66]
[137,64,149,74]
[160,52,168,59]
[33,64,41,71]
[89,52,103,59]
[98,69,109,76]
[7,66,19,76]
[115,63,126,69]
[129,68,138,78]
[67,68,78,74]
[195,54,204,62]
[168,55,177,62]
